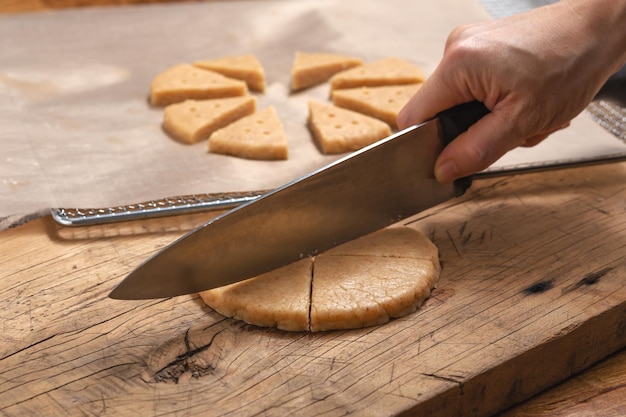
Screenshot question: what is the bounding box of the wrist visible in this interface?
[561,0,626,75]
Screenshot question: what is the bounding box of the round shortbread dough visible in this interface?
[199,227,440,332]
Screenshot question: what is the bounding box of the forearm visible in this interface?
[561,0,626,77]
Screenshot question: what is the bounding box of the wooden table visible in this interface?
[1,163,625,416]
[1,2,626,416]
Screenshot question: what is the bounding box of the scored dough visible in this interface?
[329,57,425,91]
[311,254,438,332]
[200,260,312,332]
[208,106,288,160]
[307,100,391,154]
[194,54,266,92]
[331,83,422,128]
[290,51,363,91]
[199,227,440,332]
[162,96,257,144]
[150,64,248,106]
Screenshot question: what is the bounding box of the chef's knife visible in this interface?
[109,101,490,300]
[114,66,626,300]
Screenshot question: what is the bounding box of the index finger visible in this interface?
[396,63,474,129]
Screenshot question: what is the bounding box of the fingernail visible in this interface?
[435,160,458,183]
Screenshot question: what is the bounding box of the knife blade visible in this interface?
[109,101,490,300]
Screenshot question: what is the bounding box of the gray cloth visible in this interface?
[480,0,557,18]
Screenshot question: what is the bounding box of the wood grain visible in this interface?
[497,349,626,417]
[0,0,46,13]
[1,163,625,416]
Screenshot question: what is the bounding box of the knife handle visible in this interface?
[437,100,490,196]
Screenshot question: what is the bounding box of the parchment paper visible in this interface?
[1,0,624,229]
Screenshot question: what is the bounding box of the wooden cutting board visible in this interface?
[1,163,625,416]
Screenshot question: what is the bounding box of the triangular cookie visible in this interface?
[162,96,257,144]
[150,64,248,106]
[307,101,391,154]
[209,106,288,160]
[194,54,266,92]
[331,83,422,128]
[329,57,425,91]
[290,51,363,91]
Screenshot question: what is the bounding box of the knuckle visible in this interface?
[445,24,472,50]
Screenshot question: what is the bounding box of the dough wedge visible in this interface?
[329,57,425,91]
[163,96,256,144]
[150,64,248,106]
[331,83,422,128]
[194,54,266,92]
[307,100,391,154]
[208,106,288,160]
[291,51,363,91]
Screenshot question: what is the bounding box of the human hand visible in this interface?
[397,0,626,183]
